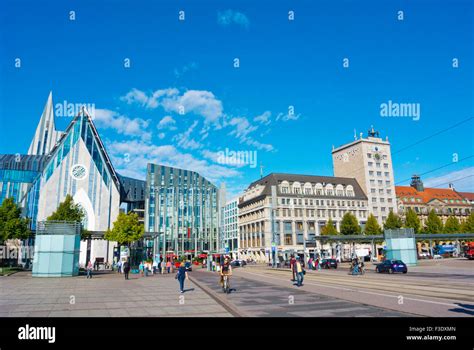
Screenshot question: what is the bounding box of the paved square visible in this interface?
[0,271,231,317]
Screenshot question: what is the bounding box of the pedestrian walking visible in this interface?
[117,260,122,274]
[290,255,296,281]
[295,256,305,287]
[86,260,93,279]
[139,261,144,276]
[123,259,130,280]
[152,260,158,275]
[175,263,189,293]
[166,260,172,274]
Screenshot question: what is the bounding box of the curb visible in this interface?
[188,272,248,317]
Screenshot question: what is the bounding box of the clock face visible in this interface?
[70,164,88,180]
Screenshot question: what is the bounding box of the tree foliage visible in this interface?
[0,198,30,243]
[47,195,85,222]
[340,212,361,235]
[321,218,338,235]
[105,212,144,245]
[404,208,421,234]
[364,214,382,235]
[443,216,461,233]
[384,211,403,230]
[461,212,474,233]
[424,209,443,234]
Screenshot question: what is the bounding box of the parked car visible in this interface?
[375,260,407,274]
[320,258,338,269]
[230,260,247,267]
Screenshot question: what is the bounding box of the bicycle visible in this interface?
[222,275,230,294]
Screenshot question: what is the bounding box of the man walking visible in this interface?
[295,256,304,287]
[123,259,130,280]
[176,263,189,293]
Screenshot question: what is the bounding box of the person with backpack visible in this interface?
[295,256,305,287]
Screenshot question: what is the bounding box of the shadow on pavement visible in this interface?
[448,303,474,316]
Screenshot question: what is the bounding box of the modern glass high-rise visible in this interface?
[145,164,219,258]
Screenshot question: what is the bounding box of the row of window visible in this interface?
[279,197,366,207]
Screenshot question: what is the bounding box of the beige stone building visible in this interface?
[238,173,368,262]
[332,127,397,225]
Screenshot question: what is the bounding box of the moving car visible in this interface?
[320,258,338,269]
[375,259,407,274]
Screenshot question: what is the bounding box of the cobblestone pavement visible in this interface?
[0,271,231,317]
[191,269,410,317]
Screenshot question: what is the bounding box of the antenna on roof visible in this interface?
[260,163,264,179]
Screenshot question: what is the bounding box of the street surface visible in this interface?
[1,258,472,317]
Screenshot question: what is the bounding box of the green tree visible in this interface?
[47,194,85,222]
[0,198,30,244]
[47,194,88,238]
[384,211,403,230]
[404,208,421,234]
[424,209,443,234]
[340,212,361,235]
[321,218,338,235]
[461,212,474,233]
[364,214,382,235]
[443,216,461,233]
[105,212,144,246]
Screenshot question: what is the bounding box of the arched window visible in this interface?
[335,184,344,196]
[346,185,354,197]
[280,181,290,194]
[315,183,324,196]
[325,184,334,196]
[304,182,313,195]
[292,181,301,194]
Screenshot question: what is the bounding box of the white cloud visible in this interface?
[157,115,177,130]
[276,111,300,121]
[217,10,250,29]
[174,62,198,78]
[254,111,271,125]
[423,167,474,192]
[106,140,241,184]
[158,132,165,139]
[173,121,202,150]
[121,88,224,126]
[93,109,151,141]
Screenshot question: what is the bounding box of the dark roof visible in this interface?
[239,173,367,207]
[0,154,49,172]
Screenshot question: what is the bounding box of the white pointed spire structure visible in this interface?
[27,91,62,155]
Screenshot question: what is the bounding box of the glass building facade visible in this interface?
[0,154,48,229]
[145,163,219,258]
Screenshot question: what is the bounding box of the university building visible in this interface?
[0,92,219,268]
[396,175,472,225]
[332,127,398,225]
[238,173,368,262]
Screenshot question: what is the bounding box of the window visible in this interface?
[368,162,373,167]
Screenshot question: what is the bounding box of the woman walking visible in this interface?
[176,262,189,293]
[86,260,93,279]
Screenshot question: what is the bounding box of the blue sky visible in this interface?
[1,0,473,198]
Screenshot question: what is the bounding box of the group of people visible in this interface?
[289,255,305,287]
[307,257,322,271]
[349,257,365,275]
